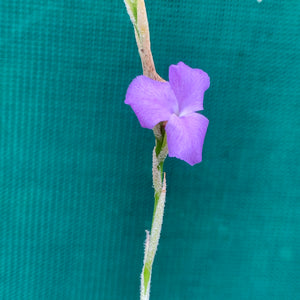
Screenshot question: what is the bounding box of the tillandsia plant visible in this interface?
[124,1,210,299]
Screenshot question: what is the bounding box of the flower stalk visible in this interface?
[124,2,168,298]
[124,1,210,298]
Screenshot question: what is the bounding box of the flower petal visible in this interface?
[169,62,210,116]
[165,112,209,165]
[125,75,178,129]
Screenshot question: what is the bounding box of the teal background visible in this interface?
[1,1,299,299]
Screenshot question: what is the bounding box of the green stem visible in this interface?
[140,127,168,300]
[153,128,167,220]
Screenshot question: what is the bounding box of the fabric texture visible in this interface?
[0,1,299,299]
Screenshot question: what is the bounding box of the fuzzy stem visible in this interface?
[140,129,168,300]
[124,0,165,82]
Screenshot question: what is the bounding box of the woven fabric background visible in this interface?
[1,1,299,299]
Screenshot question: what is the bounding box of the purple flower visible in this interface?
[125,62,210,166]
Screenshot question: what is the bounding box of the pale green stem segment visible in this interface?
[140,124,168,300]
[124,0,164,82]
